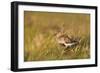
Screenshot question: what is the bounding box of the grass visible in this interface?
[24,11,90,61]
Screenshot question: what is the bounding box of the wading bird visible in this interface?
[55,32,80,48]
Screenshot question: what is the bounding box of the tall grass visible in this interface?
[24,11,90,61]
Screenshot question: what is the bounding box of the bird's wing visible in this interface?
[64,37,72,43]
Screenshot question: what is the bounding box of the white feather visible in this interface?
[64,42,76,48]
